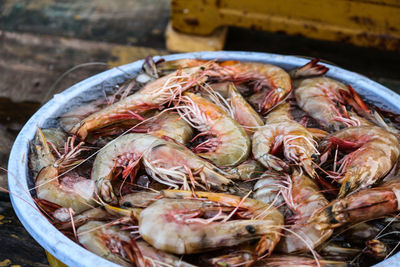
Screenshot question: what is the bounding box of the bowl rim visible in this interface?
[8,51,400,266]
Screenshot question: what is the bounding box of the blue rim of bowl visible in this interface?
[8,51,400,266]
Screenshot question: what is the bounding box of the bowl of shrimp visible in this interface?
[8,51,400,266]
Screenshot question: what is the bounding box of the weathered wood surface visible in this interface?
[0,30,166,103]
[0,193,49,267]
[0,0,170,47]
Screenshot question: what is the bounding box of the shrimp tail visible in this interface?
[34,198,62,222]
[365,239,388,259]
[255,235,276,257]
[257,154,291,173]
[340,85,371,117]
[289,59,329,79]
[341,86,400,135]
[301,159,317,178]
[122,238,145,266]
[202,167,236,192]
[96,177,117,204]
[261,87,289,113]
[338,176,361,198]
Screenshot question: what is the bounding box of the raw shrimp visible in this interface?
[92,133,234,203]
[88,111,194,144]
[56,207,109,230]
[252,103,319,178]
[36,166,97,214]
[139,190,283,255]
[178,92,250,167]
[33,129,97,213]
[253,171,290,215]
[227,83,264,136]
[131,111,193,144]
[276,170,333,253]
[320,125,400,197]
[311,181,400,230]
[297,78,399,136]
[206,82,264,136]
[209,60,292,113]
[78,221,132,266]
[162,59,292,113]
[226,159,264,180]
[132,240,196,267]
[71,66,206,140]
[60,98,111,133]
[29,128,58,176]
[78,221,195,267]
[251,170,333,253]
[289,58,329,79]
[295,77,362,131]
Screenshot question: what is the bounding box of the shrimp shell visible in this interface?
[71,67,206,140]
[92,133,233,202]
[320,125,400,197]
[252,103,319,178]
[139,190,283,255]
[179,92,250,167]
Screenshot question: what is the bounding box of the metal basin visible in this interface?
[8,51,400,266]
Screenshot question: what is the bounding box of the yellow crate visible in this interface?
[171,0,400,51]
[45,251,67,267]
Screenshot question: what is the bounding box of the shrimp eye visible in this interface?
[200,66,205,70]
[328,125,337,132]
[311,154,319,161]
[246,225,256,234]
[343,242,352,248]
[122,202,133,208]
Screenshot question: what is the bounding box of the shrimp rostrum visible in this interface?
[78,221,196,267]
[295,77,366,131]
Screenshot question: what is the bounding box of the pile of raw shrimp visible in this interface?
[29,57,400,267]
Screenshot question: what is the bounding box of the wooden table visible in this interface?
[1,1,400,266]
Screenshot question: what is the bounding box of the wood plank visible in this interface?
[166,22,227,52]
[0,193,49,266]
[0,30,166,103]
[0,0,169,46]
